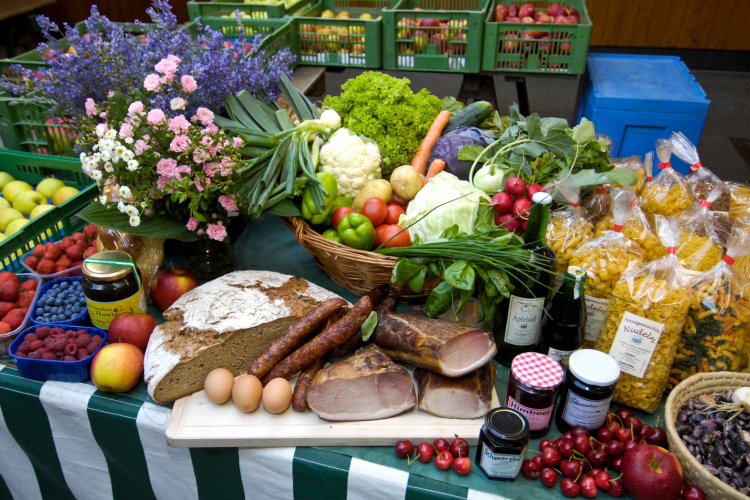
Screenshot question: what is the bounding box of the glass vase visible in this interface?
[182,237,233,281]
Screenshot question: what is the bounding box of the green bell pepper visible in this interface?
[337,213,376,250]
[324,196,354,226]
[321,228,341,244]
[301,172,338,225]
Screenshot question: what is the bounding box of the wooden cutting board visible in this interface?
[166,368,500,448]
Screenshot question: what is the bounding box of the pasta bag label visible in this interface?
[585,296,611,343]
[608,311,665,378]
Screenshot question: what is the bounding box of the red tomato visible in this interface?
[381,225,410,248]
[387,200,406,210]
[360,198,387,227]
[374,224,391,247]
[331,207,354,230]
[384,203,406,225]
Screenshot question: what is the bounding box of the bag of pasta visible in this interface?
[546,179,594,277]
[595,191,666,262]
[594,215,692,412]
[611,156,646,195]
[675,188,724,273]
[571,188,644,348]
[670,131,731,211]
[733,210,750,287]
[583,186,611,226]
[670,221,750,388]
[641,139,696,218]
[729,182,750,221]
[644,151,654,184]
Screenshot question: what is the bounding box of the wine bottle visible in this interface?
[493,192,556,367]
[539,265,587,367]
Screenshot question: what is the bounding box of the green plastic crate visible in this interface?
[382,0,489,73]
[0,149,97,272]
[291,0,392,68]
[187,0,313,20]
[481,0,591,73]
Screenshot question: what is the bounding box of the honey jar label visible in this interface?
[86,288,147,330]
[504,295,545,346]
[584,296,611,342]
[479,442,525,479]
[507,395,554,431]
[607,311,665,378]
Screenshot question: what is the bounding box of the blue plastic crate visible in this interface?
[9,325,106,382]
[576,54,710,175]
[29,277,89,327]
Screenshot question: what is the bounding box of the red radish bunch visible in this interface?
[491,178,544,234]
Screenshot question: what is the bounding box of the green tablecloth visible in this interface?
[0,215,665,500]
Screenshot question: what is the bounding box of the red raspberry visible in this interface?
[20,280,37,292]
[54,339,66,351]
[64,343,77,356]
[29,340,44,351]
[64,332,74,340]
[76,329,87,336]
[63,355,77,362]
[14,351,27,358]
[24,256,39,271]
[86,342,100,354]
[50,327,64,336]
[25,334,39,343]
[91,335,104,344]
[28,350,41,359]
[41,352,56,360]
[76,349,89,360]
[45,346,56,354]
[75,334,91,347]
[36,259,57,275]
[55,351,63,358]
[18,342,31,354]
[36,326,51,339]
[32,244,46,259]
[44,337,55,346]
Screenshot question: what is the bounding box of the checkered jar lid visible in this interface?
[511,352,564,391]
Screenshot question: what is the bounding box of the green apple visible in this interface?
[36,178,66,199]
[0,198,9,210]
[0,172,14,190]
[13,190,48,216]
[52,186,79,206]
[0,208,24,232]
[30,204,55,219]
[2,181,33,203]
[4,218,29,236]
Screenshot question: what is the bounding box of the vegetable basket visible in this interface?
[283,217,442,301]
[665,372,750,500]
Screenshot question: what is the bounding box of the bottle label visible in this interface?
[507,395,554,431]
[585,296,611,343]
[504,295,545,346]
[479,442,525,479]
[547,347,579,366]
[85,287,147,330]
[552,275,565,291]
[607,311,665,378]
[561,391,612,429]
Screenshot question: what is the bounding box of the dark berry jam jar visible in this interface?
[476,407,530,481]
[555,349,621,432]
[506,352,564,437]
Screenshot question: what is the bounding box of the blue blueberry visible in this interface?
[50,315,58,322]
[60,282,69,290]
[53,284,59,290]
[36,316,43,322]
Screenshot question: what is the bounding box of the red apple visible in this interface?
[509,4,518,16]
[507,16,521,23]
[90,343,144,393]
[518,3,535,18]
[150,268,199,311]
[620,444,683,500]
[108,312,157,353]
[419,18,439,28]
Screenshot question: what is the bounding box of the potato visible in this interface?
[353,179,392,212]
[389,165,423,201]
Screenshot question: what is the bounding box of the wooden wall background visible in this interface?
[40,1,190,27]
[587,0,750,51]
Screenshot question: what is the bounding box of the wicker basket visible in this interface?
[283,217,441,301]
[665,371,750,500]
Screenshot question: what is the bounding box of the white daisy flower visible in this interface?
[127,160,139,171]
[80,152,87,162]
[140,201,148,208]
[122,149,134,161]
[114,145,126,157]
[104,140,115,151]
[95,124,107,138]
[119,185,132,199]
[91,170,103,181]
[104,163,114,173]
[100,150,111,162]
[92,152,102,162]
[129,215,141,227]
[105,129,117,140]
[125,205,138,217]
[117,201,126,213]
[99,195,107,205]
[124,137,134,145]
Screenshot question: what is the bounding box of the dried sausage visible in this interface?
[291,357,325,412]
[330,296,397,358]
[248,297,347,378]
[375,297,397,315]
[365,284,389,307]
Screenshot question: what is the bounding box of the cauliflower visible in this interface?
[319,128,382,199]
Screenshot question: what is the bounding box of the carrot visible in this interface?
[411,110,451,175]
[425,159,445,181]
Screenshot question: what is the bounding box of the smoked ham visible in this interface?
[415,363,496,419]
[306,345,416,421]
[372,309,497,377]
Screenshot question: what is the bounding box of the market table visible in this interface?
[0,214,665,500]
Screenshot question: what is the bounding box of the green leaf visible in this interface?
[279,73,319,121]
[360,311,378,342]
[540,117,569,133]
[225,94,262,132]
[487,268,513,298]
[236,91,281,134]
[568,168,638,188]
[444,260,475,291]
[441,96,465,115]
[78,203,201,242]
[571,118,596,145]
[408,266,428,293]
[264,199,301,217]
[392,258,427,284]
[525,113,544,141]
[424,281,459,317]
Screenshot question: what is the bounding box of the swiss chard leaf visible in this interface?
[264,199,302,217]
[424,281,460,318]
[392,258,427,284]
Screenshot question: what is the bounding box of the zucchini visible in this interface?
[443,101,493,135]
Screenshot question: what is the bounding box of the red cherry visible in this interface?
[572,426,590,437]
[608,479,624,497]
[560,478,581,497]
[542,446,562,467]
[553,437,564,449]
[435,450,453,470]
[586,449,608,469]
[395,440,414,459]
[615,408,632,422]
[450,437,469,459]
[682,485,707,500]
[539,439,555,450]
[417,442,434,463]
[590,438,604,451]
[615,427,632,442]
[605,440,625,457]
[560,459,581,479]
[638,423,652,439]
[558,440,574,458]
[453,456,472,475]
[540,467,557,488]
[612,456,623,472]
[623,440,638,452]
[434,438,449,453]
[594,470,611,491]
[597,427,613,442]
[624,416,643,435]
[587,468,602,478]
[521,459,540,480]
[573,435,590,455]
[532,455,544,469]
[579,476,598,498]
[645,427,668,447]
[562,431,574,441]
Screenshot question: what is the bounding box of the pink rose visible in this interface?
[168,115,190,134]
[156,176,172,191]
[233,137,243,148]
[181,75,197,93]
[134,139,149,155]
[99,112,107,119]
[170,98,187,111]
[200,135,213,147]
[195,177,211,192]
[202,163,219,178]
[167,54,182,64]
[176,165,192,179]
[85,98,96,117]
[196,107,214,125]
[143,74,161,91]
[186,217,198,231]
[128,101,144,116]
[193,149,209,164]
[147,108,165,125]
[206,224,227,242]
[170,135,191,153]
[156,158,178,178]
[219,196,239,212]
[119,123,134,139]
[155,57,178,75]
[160,73,175,84]
[206,123,219,135]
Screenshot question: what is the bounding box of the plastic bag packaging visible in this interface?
[729,183,750,220]
[670,221,750,388]
[675,188,724,273]
[583,187,611,226]
[571,189,644,348]
[594,215,692,412]
[611,156,646,195]
[641,139,696,218]
[595,192,666,262]
[96,228,165,301]
[733,210,750,287]
[546,179,594,275]
[670,132,731,211]
[644,151,654,184]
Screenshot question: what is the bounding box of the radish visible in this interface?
[505,177,527,197]
[491,192,514,215]
[513,197,532,220]
[521,220,528,231]
[495,213,521,231]
[526,183,544,199]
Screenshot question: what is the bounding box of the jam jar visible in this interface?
[476,407,530,481]
[82,250,146,330]
[555,349,621,432]
[506,352,564,437]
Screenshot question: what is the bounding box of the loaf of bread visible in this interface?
[144,270,343,403]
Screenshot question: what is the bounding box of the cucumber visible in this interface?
[443,101,493,135]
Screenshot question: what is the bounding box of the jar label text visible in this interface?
[561,391,612,429]
[86,288,147,330]
[507,395,554,431]
[479,442,525,479]
[584,296,610,342]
